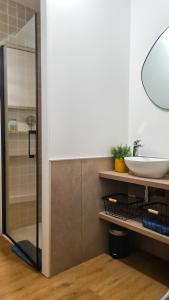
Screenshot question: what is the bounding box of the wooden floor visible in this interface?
[0,236,168,300]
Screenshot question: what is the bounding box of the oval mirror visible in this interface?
[142,28,169,110]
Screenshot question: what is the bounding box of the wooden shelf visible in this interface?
[9,193,36,203]
[8,131,28,134]
[99,211,169,245]
[9,155,29,158]
[99,170,169,190]
[8,105,36,111]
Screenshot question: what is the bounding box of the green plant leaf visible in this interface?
[111,144,131,159]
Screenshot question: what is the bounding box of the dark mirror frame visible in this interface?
[141,27,169,111]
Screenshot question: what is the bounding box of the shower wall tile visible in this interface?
[26,7,34,21]
[8,200,36,230]
[17,17,25,28]
[8,108,36,157]
[0,2,7,14]
[0,2,42,231]
[8,0,17,8]
[0,0,34,40]
[0,12,7,23]
[16,3,25,20]
[0,21,8,33]
[8,16,17,27]
[8,157,36,201]
[37,11,42,224]
[8,5,17,17]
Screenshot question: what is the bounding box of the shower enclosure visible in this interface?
[0,15,41,269]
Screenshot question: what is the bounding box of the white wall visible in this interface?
[41,0,169,277]
[45,0,130,159]
[41,0,130,276]
[129,0,169,157]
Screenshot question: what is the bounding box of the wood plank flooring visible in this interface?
[0,236,168,300]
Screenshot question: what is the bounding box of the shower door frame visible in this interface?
[0,14,41,269]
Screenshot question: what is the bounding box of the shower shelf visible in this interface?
[8,131,28,134]
[9,155,35,158]
[10,193,36,203]
[8,105,36,111]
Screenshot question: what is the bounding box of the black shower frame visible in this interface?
[0,14,40,270]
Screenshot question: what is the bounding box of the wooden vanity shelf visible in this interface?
[99,170,169,190]
[99,212,169,245]
[99,170,169,245]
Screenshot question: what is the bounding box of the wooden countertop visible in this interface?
[99,170,169,190]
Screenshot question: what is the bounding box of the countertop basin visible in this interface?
[124,157,169,179]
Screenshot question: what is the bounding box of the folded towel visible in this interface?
[143,217,169,235]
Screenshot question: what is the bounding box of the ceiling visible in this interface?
[14,0,40,11]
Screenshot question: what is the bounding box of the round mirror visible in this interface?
[142,28,169,110]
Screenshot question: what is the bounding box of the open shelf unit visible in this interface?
[99,212,169,245]
[99,170,169,245]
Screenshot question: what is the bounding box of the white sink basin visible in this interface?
[124,157,169,179]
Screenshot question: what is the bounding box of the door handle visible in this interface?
[28,130,36,158]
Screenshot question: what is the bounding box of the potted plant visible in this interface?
[111,144,131,173]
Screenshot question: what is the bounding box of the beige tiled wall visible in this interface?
[36,11,42,223]
[7,48,36,107]
[8,157,36,202]
[50,157,169,276]
[2,0,41,231]
[8,108,36,157]
[8,200,36,231]
[0,0,34,42]
[50,157,127,276]
[51,159,83,274]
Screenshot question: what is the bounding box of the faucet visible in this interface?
[133,139,143,156]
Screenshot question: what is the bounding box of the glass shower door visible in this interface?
[2,16,40,268]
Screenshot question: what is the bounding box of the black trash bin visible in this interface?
[109,228,129,259]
